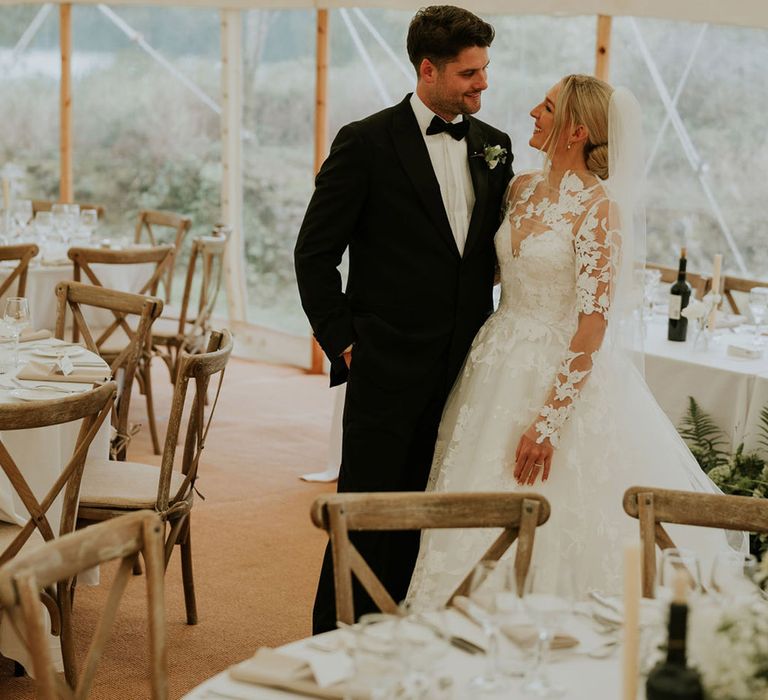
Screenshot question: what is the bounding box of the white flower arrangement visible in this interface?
[688,595,768,700]
[472,144,507,170]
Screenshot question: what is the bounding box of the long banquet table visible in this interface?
[0,337,111,674]
[182,614,629,700]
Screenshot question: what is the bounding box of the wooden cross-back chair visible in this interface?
[311,492,551,624]
[68,245,174,455]
[623,486,767,598]
[31,200,106,220]
[720,275,768,315]
[0,510,167,699]
[0,243,39,297]
[646,263,710,300]
[55,281,163,461]
[134,210,192,302]
[153,234,227,383]
[0,382,116,682]
[78,330,233,625]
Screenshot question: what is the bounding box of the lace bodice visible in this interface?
[494,169,619,446]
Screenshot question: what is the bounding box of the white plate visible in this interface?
[10,388,76,401]
[31,347,85,358]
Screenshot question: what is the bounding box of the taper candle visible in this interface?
[623,542,641,700]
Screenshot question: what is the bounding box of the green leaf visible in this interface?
[758,404,768,455]
[678,396,729,472]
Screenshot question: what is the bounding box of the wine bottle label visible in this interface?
[669,294,682,320]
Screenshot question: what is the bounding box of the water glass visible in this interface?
[643,268,662,317]
[11,199,32,232]
[466,560,510,694]
[3,297,31,368]
[656,548,702,601]
[748,287,768,344]
[520,565,571,698]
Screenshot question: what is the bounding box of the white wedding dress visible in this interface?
[407,168,733,605]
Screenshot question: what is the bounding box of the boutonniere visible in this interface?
[471,143,507,170]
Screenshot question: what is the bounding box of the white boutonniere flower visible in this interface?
[472,143,508,170]
[681,292,721,321]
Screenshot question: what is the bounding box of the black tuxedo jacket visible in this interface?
[295,94,513,389]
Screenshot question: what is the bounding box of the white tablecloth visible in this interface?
[182,619,628,699]
[0,338,110,673]
[0,256,153,332]
[644,316,768,452]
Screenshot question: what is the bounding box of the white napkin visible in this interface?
[0,329,52,345]
[17,360,110,384]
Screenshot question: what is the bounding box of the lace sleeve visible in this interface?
[534,197,619,447]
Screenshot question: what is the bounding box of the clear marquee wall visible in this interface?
[0,0,766,367]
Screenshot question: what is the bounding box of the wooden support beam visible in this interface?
[220,9,248,323]
[595,14,612,82]
[59,4,73,203]
[310,8,329,375]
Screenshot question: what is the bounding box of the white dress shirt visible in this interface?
[410,92,475,256]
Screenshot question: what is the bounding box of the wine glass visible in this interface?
[3,297,31,368]
[79,209,98,238]
[710,551,758,597]
[520,565,571,698]
[656,548,702,601]
[11,199,32,234]
[51,203,69,244]
[643,268,662,318]
[465,560,510,694]
[748,287,768,345]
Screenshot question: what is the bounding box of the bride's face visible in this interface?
[529,82,562,151]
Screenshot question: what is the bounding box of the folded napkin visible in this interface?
[0,329,52,345]
[716,313,747,329]
[17,360,110,384]
[229,648,367,700]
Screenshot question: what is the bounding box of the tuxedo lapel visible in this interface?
[391,99,460,258]
[463,119,490,258]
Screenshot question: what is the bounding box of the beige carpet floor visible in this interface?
[0,357,336,699]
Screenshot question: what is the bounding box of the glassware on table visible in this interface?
[3,297,31,368]
[34,211,53,240]
[748,287,768,345]
[79,209,98,238]
[656,548,702,601]
[643,268,663,318]
[520,565,571,698]
[344,613,404,700]
[51,203,69,243]
[710,551,758,597]
[10,199,32,234]
[465,559,511,694]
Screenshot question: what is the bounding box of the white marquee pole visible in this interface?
[221,9,247,322]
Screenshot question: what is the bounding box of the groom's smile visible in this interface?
[420,46,489,121]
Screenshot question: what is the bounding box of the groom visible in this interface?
[295,5,513,633]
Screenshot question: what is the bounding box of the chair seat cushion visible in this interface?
[0,522,45,559]
[80,459,187,509]
[151,316,185,340]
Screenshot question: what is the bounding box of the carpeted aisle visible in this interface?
[0,357,337,699]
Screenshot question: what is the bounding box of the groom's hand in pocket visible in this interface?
[514,425,554,486]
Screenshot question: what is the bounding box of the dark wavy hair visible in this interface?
[406,5,495,74]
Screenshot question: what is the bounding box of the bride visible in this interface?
[407,74,734,604]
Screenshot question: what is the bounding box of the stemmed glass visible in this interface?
[79,209,98,239]
[520,565,571,698]
[51,203,69,244]
[748,287,768,345]
[465,559,510,694]
[656,548,702,601]
[3,297,31,368]
[643,268,662,319]
[10,199,32,236]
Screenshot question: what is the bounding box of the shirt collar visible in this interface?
[410,92,463,136]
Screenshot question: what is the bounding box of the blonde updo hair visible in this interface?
[546,74,613,179]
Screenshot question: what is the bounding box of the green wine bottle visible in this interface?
[646,574,703,699]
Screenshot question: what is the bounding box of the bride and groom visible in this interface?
[295,5,729,634]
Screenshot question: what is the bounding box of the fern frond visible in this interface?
[678,396,728,471]
[758,403,768,454]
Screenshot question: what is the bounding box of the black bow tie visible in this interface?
[426,115,469,141]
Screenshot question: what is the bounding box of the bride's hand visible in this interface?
[514,425,554,485]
